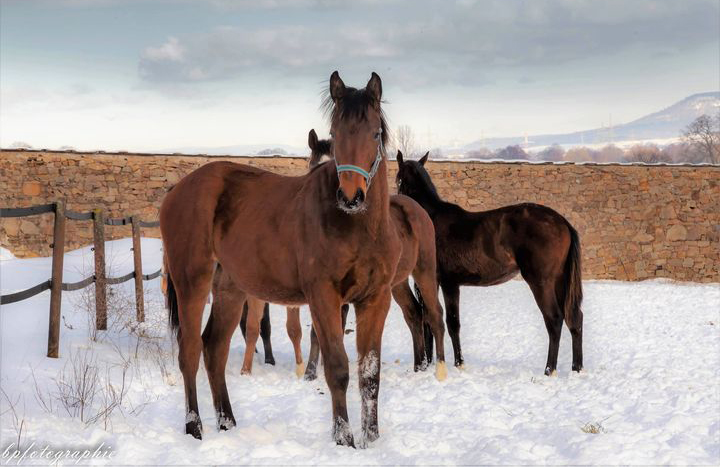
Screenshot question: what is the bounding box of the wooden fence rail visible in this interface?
[0,201,162,358]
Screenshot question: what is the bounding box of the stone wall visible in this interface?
[1,149,718,282]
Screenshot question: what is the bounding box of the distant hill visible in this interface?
[163,143,307,156]
[463,92,720,151]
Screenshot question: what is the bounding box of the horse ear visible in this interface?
[308,129,318,151]
[329,71,346,102]
[419,151,429,166]
[396,150,404,166]
[366,72,382,107]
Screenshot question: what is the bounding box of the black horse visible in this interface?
[395,152,583,376]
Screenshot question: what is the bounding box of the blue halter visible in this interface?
[335,134,384,189]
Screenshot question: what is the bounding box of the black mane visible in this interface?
[322,86,389,147]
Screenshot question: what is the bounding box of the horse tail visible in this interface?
[560,221,583,329]
[164,248,180,334]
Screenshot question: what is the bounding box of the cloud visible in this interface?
[137,0,719,87]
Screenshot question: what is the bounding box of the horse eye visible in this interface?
[373,132,381,141]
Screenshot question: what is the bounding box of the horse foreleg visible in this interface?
[304,304,349,381]
[441,282,464,368]
[355,287,392,448]
[286,306,304,377]
[241,297,265,375]
[308,291,353,447]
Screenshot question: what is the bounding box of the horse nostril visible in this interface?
[352,188,365,206]
[336,188,348,205]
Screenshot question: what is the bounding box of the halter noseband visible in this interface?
[334,132,385,189]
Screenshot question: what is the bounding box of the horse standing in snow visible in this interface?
[301,129,447,379]
[161,72,402,447]
[395,153,584,376]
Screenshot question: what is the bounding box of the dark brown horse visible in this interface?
[395,152,583,376]
[161,72,402,447]
[302,129,447,380]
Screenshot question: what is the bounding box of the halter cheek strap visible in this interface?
[335,136,384,189]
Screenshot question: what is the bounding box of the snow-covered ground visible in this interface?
[1,239,718,465]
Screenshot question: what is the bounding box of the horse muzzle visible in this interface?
[336,187,366,213]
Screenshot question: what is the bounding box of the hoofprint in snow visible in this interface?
[1,239,718,465]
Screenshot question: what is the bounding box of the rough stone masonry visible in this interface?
[1,149,718,282]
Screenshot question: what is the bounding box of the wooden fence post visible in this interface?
[131,216,144,322]
[93,209,107,330]
[47,201,66,358]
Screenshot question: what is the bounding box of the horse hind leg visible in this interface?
[391,281,427,372]
[241,297,265,375]
[414,275,447,381]
[173,266,214,439]
[528,279,564,376]
[202,290,245,431]
[260,303,276,365]
[286,307,304,377]
[441,282,464,368]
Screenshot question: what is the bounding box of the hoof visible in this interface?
[572,365,584,373]
[454,359,464,368]
[303,363,318,381]
[241,367,252,376]
[185,412,203,439]
[359,430,379,449]
[265,356,276,366]
[216,413,236,431]
[295,362,306,378]
[435,361,448,381]
[544,367,557,377]
[333,417,355,448]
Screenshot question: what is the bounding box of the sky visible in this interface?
[1,0,718,153]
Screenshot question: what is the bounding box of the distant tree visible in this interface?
[682,114,720,164]
[59,145,76,151]
[623,144,671,164]
[564,147,597,162]
[9,141,32,149]
[494,145,528,160]
[661,142,698,164]
[594,144,624,163]
[537,144,565,162]
[395,125,416,158]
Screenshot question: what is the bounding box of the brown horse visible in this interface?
[302,129,447,380]
[395,152,583,376]
[161,72,402,447]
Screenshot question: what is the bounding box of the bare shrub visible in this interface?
[623,144,672,164]
[0,388,26,449]
[536,144,565,162]
[34,347,134,430]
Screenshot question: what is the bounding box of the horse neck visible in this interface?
[363,157,391,228]
[412,184,443,218]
